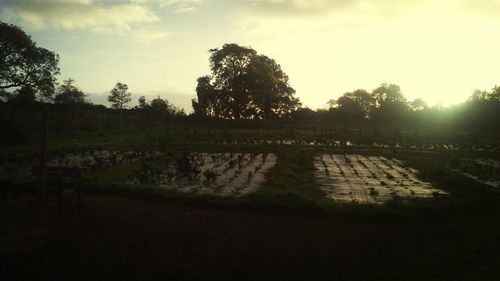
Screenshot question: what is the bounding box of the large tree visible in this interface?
[370,83,410,122]
[192,43,300,119]
[328,89,374,120]
[54,78,88,104]
[0,21,60,98]
[371,83,406,106]
[108,82,131,109]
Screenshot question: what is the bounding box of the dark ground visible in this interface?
[2,194,500,281]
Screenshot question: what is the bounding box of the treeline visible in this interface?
[292,83,500,131]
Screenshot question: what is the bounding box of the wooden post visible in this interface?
[98,107,102,132]
[75,104,79,132]
[119,109,123,127]
[39,106,49,205]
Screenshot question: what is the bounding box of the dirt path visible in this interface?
[2,195,500,281]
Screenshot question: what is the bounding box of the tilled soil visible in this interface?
[2,195,500,281]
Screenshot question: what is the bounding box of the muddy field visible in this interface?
[128,153,277,196]
[314,154,448,203]
[448,158,500,188]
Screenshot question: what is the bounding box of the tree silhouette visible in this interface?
[108,82,131,109]
[411,98,428,111]
[138,96,147,109]
[11,85,36,105]
[54,78,88,104]
[192,43,300,119]
[488,86,500,101]
[192,76,216,117]
[0,21,60,98]
[328,89,374,120]
[369,83,409,122]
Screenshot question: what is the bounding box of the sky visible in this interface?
[1,0,500,111]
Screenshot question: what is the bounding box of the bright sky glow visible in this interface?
[1,0,499,111]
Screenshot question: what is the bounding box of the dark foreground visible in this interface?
[2,194,500,281]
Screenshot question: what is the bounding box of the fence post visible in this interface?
[39,106,49,205]
[75,104,79,132]
[98,107,102,132]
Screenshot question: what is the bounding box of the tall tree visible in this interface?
[411,98,428,111]
[370,83,410,122]
[245,54,300,119]
[138,96,147,109]
[150,96,178,115]
[328,89,374,119]
[372,83,406,106]
[108,82,131,109]
[0,21,60,98]
[192,43,300,119]
[54,78,87,104]
[488,86,500,101]
[192,76,216,117]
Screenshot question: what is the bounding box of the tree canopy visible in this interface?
[327,83,410,122]
[108,82,131,109]
[54,78,88,104]
[138,95,184,116]
[0,21,60,98]
[192,43,300,119]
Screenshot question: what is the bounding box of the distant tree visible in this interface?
[138,96,147,109]
[488,86,500,101]
[461,86,500,130]
[469,89,489,102]
[150,96,176,114]
[372,83,406,106]
[328,89,374,120]
[192,43,300,119]
[54,78,87,104]
[0,21,60,98]
[411,98,428,111]
[291,107,318,120]
[9,85,36,105]
[192,76,216,117]
[370,83,409,122]
[108,82,131,109]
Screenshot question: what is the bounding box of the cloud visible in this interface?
[245,0,433,18]
[160,0,207,13]
[244,0,500,18]
[174,6,197,14]
[0,0,168,41]
[132,0,207,12]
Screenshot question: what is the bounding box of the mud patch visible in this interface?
[314,154,448,204]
